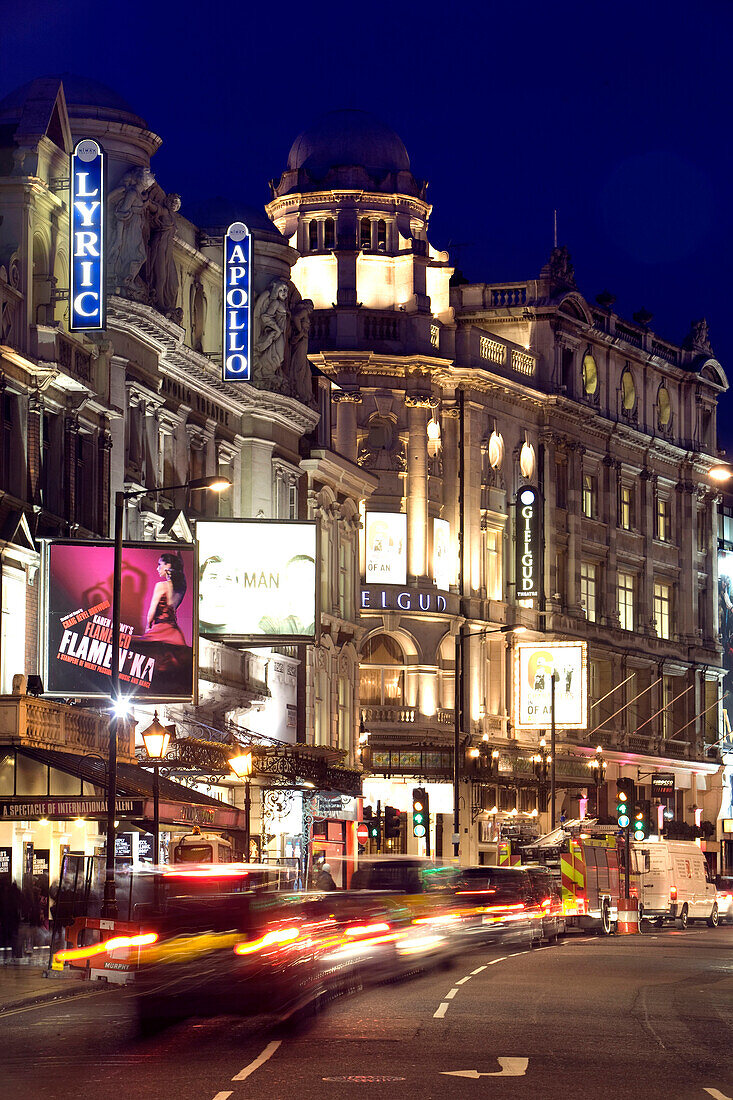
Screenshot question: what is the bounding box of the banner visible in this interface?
[70,139,105,331]
[515,485,541,601]
[365,512,406,586]
[514,640,587,730]
[222,221,252,381]
[44,541,196,701]
[196,520,317,642]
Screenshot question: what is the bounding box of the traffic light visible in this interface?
[412,788,428,839]
[616,779,635,830]
[384,805,401,839]
[363,805,379,841]
[633,799,650,841]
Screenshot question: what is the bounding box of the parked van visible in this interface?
[631,840,718,928]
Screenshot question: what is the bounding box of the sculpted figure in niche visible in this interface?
[107,166,155,296]
[288,297,316,407]
[190,279,207,352]
[148,188,181,319]
[253,279,289,392]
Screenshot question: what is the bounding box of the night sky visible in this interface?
[5,0,732,449]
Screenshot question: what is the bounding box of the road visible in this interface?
[1,925,731,1100]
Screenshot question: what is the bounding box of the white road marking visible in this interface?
[442,1057,529,1079]
[231,1040,282,1081]
[471,965,487,975]
[434,1002,450,1019]
[455,976,471,985]
[211,1093,233,1100]
[445,988,459,999]
[488,957,507,964]
[704,1089,732,1100]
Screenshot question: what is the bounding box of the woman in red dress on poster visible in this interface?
[143,553,188,645]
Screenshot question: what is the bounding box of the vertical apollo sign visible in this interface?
[515,485,541,600]
[70,139,105,331]
[223,221,252,381]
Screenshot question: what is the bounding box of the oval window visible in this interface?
[621,370,636,410]
[488,430,504,469]
[658,385,671,427]
[582,352,598,395]
[519,441,535,480]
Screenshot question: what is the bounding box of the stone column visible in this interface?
[566,442,584,615]
[639,469,656,632]
[333,390,361,464]
[97,422,112,537]
[63,411,79,527]
[604,456,620,626]
[676,479,696,640]
[27,391,42,507]
[405,395,430,580]
[239,438,275,518]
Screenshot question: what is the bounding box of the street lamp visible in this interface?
[708,463,733,483]
[229,750,253,861]
[103,474,231,919]
[454,623,527,860]
[589,744,607,818]
[533,737,551,815]
[140,711,173,865]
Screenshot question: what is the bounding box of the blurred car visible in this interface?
[523,864,565,941]
[715,876,733,924]
[452,865,540,948]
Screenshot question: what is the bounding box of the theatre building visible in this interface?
[269,110,728,865]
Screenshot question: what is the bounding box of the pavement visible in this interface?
[0,955,106,1013]
[0,925,730,1100]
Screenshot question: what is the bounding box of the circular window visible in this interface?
[582,352,598,395]
[519,441,536,480]
[658,385,671,427]
[621,370,636,410]
[488,430,504,469]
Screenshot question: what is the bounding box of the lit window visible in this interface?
[580,561,597,622]
[488,430,504,470]
[657,385,671,429]
[662,675,674,739]
[621,369,636,410]
[618,571,634,631]
[656,496,671,542]
[1,566,26,694]
[582,351,598,396]
[486,527,502,600]
[653,581,672,640]
[360,635,405,706]
[582,473,597,519]
[620,484,634,530]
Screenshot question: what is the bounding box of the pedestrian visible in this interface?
[315,862,337,891]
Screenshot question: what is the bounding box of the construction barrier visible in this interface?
[616,898,639,935]
[59,917,144,971]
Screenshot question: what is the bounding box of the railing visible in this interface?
[479,335,506,365]
[363,314,400,342]
[615,324,643,349]
[436,708,453,726]
[0,695,134,761]
[490,286,527,308]
[310,312,332,342]
[361,705,416,724]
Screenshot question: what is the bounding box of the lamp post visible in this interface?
[454,623,526,861]
[589,744,607,819]
[140,711,173,864]
[533,737,550,818]
[707,463,733,483]
[103,474,231,919]
[229,750,253,861]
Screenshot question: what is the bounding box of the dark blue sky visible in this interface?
[5,0,732,448]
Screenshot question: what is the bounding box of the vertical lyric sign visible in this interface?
[70,139,105,331]
[515,485,541,600]
[222,221,252,381]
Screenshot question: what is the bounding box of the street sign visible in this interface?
[356,822,370,843]
[651,773,675,797]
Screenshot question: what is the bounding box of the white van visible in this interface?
[631,840,718,928]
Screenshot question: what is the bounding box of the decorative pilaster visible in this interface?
[333,390,361,464]
[405,394,431,579]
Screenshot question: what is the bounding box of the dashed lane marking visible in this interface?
[231,1040,282,1082]
[455,976,472,986]
[703,1089,732,1100]
[471,965,487,975]
[445,989,459,999]
[211,1093,233,1100]
[434,1002,450,1019]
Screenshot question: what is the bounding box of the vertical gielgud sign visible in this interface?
[222,221,252,381]
[515,485,541,600]
[70,139,105,331]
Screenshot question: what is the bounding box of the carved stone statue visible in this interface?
[685,317,713,356]
[147,188,181,319]
[107,167,155,296]
[190,279,207,352]
[288,298,315,406]
[253,279,289,391]
[548,245,576,286]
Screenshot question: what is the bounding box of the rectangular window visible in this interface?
[620,484,635,530]
[582,473,597,519]
[555,461,567,509]
[618,571,634,631]
[580,561,597,622]
[662,675,674,740]
[1,567,26,694]
[654,581,672,639]
[697,507,707,553]
[656,496,671,542]
[486,527,502,600]
[289,482,298,520]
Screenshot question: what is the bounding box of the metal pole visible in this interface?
[103,491,124,919]
[152,763,160,865]
[550,671,556,829]
[453,388,465,861]
[624,825,630,900]
[244,778,251,862]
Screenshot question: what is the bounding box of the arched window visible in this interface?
[377,219,387,250]
[360,218,372,249]
[308,221,318,251]
[323,217,335,249]
[621,368,636,411]
[360,634,405,706]
[657,383,671,429]
[582,350,598,396]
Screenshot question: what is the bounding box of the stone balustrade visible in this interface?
[0,695,134,762]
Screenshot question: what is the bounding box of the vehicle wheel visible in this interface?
[675,905,688,930]
[600,898,612,935]
[707,904,719,928]
[654,918,664,928]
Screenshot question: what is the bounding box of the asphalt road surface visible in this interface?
[1,925,730,1100]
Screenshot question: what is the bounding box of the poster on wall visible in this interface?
[514,640,588,730]
[43,541,196,701]
[718,550,733,743]
[196,520,317,642]
[365,512,407,586]
[433,518,451,591]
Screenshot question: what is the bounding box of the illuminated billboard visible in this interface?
[70,139,105,331]
[718,550,733,740]
[222,222,252,381]
[365,512,406,586]
[196,520,317,642]
[43,541,196,701]
[433,519,451,591]
[514,640,588,730]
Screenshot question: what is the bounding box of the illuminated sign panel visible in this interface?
[70,140,104,331]
[196,519,317,642]
[718,550,733,743]
[365,512,406,586]
[514,640,587,730]
[515,486,541,600]
[433,518,451,591]
[651,773,675,798]
[222,222,252,381]
[361,586,447,613]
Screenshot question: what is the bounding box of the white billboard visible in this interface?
[514,641,588,730]
[365,512,406,585]
[433,518,451,591]
[196,520,317,642]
